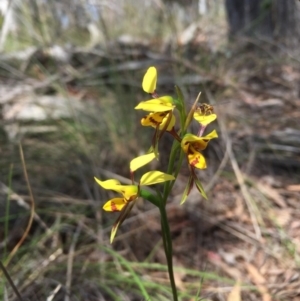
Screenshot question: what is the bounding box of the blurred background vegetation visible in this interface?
[0,0,300,300]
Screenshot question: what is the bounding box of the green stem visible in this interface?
[165,148,185,198]
[140,190,178,300]
[139,189,159,207]
[162,140,180,205]
[159,204,178,301]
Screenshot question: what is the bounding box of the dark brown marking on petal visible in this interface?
[190,157,199,166]
[149,117,160,125]
[111,202,118,212]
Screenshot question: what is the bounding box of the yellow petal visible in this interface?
[203,129,218,140]
[95,177,138,200]
[158,112,176,131]
[181,130,218,152]
[141,112,175,131]
[181,136,190,153]
[141,112,169,127]
[192,139,209,151]
[130,152,156,172]
[135,96,174,112]
[119,185,138,200]
[193,113,217,126]
[187,148,206,169]
[142,66,157,93]
[103,198,127,212]
[94,177,121,190]
[140,171,175,186]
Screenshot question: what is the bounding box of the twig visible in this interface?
[0,261,24,301]
[4,144,35,265]
[205,89,262,240]
[0,181,50,239]
[65,224,82,301]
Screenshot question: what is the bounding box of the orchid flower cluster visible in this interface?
[95,66,218,243]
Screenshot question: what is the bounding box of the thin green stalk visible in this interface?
[162,140,180,205]
[164,148,185,199]
[140,190,178,300]
[159,203,178,301]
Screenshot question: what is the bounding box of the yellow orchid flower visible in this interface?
[95,178,138,212]
[193,103,217,126]
[180,130,217,204]
[95,171,174,212]
[181,130,218,169]
[95,171,175,242]
[135,96,176,156]
[135,96,175,112]
[142,66,157,94]
[141,111,176,131]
